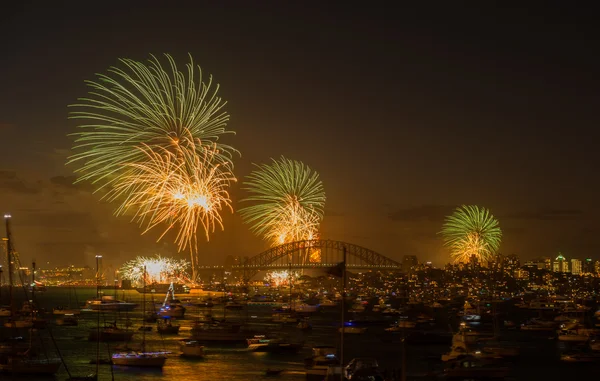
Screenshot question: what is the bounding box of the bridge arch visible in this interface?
[233,239,401,278]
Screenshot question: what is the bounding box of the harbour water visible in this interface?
[1,287,599,380]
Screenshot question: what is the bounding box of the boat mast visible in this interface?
[95,254,102,377]
[142,265,146,353]
[4,214,14,318]
[340,246,346,380]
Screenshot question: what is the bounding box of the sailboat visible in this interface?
[157,282,186,318]
[112,266,167,368]
[0,214,62,375]
[54,280,81,315]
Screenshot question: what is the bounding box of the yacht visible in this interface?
[344,358,380,380]
[560,352,600,363]
[0,307,12,317]
[443,355,509,379]
[190,322,251,344]
[157,318,180,335]
[56,314,78,326]
[53,307,81,316]
[0,356,62,375]
[88,322,134,342]
[339,326,368,334]
[292,303,319,313]
[558,329,591,342]
[85,296,137,312]
[179,339,204,358]
[246,334,303,353]
[111,352,167,368]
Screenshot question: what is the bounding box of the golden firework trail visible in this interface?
[106,134,236,270]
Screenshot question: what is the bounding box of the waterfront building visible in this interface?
[553,253,569,273]
[571,258,582,275]
[582,258,594,274]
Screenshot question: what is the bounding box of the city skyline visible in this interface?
[1,3,599,268]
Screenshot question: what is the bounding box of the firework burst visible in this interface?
[68,54,238,274]
[68,53,236,190]
[106,135,236,269]
[440,205,502,263]
[239,157,326,260]
[120,255,190,287]
[265,270,299,287]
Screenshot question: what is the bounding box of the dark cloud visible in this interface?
[503,209,584,221]
[388,205,455,222]
[0,170,40,194]
[0,123,14,130]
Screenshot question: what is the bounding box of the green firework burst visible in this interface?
[68,53,236,192]
[239,157,326,246]
[440,205,502,263]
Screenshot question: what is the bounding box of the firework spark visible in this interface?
[68,53,236,191]
[239,157,326,262]
[440,205,502,263]
[106,135,236,269]
[120,255,190,287]
[265,270,299,287]
[68,54,238,274]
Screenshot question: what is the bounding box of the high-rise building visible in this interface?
[571,259,582,275]
[582,258,594,274]
[595,260,600,275]
[553,253,569,273]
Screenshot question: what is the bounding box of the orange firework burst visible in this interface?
[106,133,236,270]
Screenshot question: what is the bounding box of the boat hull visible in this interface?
[0,359,62,375]
[111,353,167,368]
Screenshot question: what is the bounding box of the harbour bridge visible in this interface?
[227,239,401,279]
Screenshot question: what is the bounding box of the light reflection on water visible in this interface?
[1,288,600,381]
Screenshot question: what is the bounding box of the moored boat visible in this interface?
[179,339,204,358]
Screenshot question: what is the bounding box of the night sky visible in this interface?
[1,2,598,269]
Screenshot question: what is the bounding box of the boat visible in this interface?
[0,307,11,317]
[56,314,79,326]
[443,355,509,379]
[590,340,600,351]
[111,352,168,367]
[297,320,312,331]
[111,266,168,368]
[343,358,380,380]
[191,322,252,344]
[0,218,62,376]
[560,351,600,363]
[247,334,303,353]
[157,317,180,335]
[179,339,204,358]
[339,326,368,334]
[157,283,186,318]
[265,368,284,376]
[85,295,137,312]
[53,307,81,315]
[88,322,134,342]
[0,356,63,375]
[558,329,591,342]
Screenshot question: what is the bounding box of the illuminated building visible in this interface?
[571,259,582,275]
[553,253,569,273]
[582,258,594,274]
[595,260,600,275]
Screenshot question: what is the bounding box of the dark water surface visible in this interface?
[1,288,599,380]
